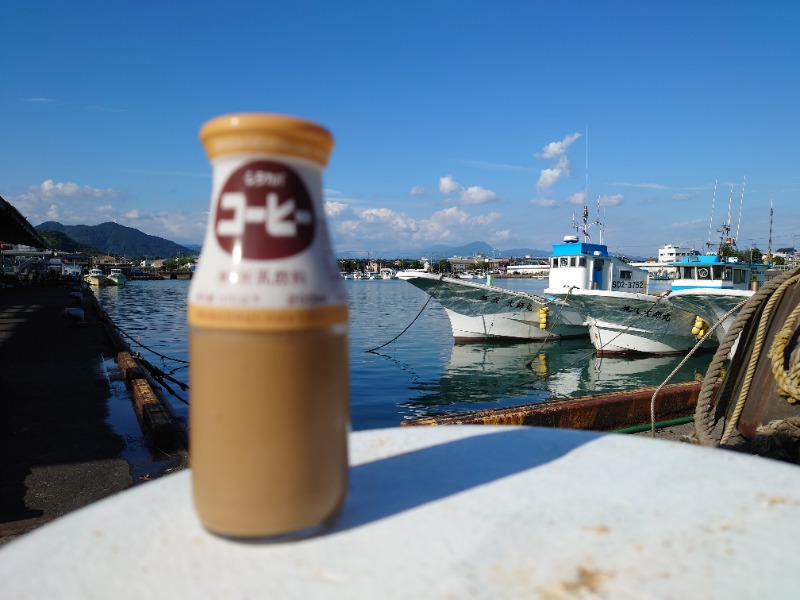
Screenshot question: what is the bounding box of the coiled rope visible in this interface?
[694,268,800,446]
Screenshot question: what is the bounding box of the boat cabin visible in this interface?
[548,236,649,292]
[670,255,766,291]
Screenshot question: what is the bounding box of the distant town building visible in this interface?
[658,244,697,263]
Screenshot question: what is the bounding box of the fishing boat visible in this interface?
[666,253,765,342]
[398,205,649,342]
[84,267,109,287]
[548,194,767,355]
[107,268,128,286]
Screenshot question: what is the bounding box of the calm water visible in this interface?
[95,277,711,430]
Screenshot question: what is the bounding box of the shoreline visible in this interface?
[0,278,188,544]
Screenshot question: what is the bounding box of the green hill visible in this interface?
[36,221,198,258]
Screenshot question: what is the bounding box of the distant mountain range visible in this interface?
[33,221,636,262]
[35,222,199,258]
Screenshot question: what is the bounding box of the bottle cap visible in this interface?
[200,113,334,166]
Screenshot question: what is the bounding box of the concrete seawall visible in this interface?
[0,278,188,544]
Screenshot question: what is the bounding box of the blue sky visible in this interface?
[2,1,798,258]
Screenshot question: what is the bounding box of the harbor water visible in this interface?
[95,277,712,431]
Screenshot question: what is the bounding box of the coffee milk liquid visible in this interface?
[189,114,349,539]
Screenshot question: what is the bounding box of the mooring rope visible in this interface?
[111,322,190,365]
[767,299,800,402]
[366,276,442,352]
[719,271,800,444]
[648,297,749,437]
[693,269,800,446]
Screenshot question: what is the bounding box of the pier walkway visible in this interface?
[0,279,187,544]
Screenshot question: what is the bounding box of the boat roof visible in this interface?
[551,242,609,257]
[669,254,765,267]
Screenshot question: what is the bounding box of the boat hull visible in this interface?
[400,273,586,342]
[84,276,110,286]
[551,289,713,355]
[666,288,751,342]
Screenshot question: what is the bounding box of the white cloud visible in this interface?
[530,197,557,207]
[535,132,582,195]
[410,186,425,196]
[324,201,349,217]
[459,186,498,205]
[598,194,624,207]
[39,179,117,199]
[565,191,587,205]
[439,175,499,205]
[536,132,582,161]
[9,179,208,244]
[356,208,417,231]
[491,229,513,242]
[439,174,461,195]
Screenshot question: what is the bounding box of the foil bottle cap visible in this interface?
[199,113,334,167]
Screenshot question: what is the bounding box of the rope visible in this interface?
[111,322,190,365]
[693,269,800,446]
[648,297,749,437]
[767,301,800,402]
[366,277,440,352]
[720,273,800,444]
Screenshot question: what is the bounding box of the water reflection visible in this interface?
[400,338,710,421]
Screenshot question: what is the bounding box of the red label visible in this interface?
[214,161,315,260]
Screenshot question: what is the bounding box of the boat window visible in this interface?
[723,267,732,280]
[697,267,711,279]
[560,257,568,267]
[681,266,695,279]
[620,270,632,280]
[593,259,604,271]
[551,258,558,268]
[578,257,586,267]
[712,266,724,280]
[734,269,746,284]
[569,257,577,267]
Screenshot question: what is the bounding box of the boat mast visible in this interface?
[736,176,745,246]
[766,200,774,265]
[707,179,717,251]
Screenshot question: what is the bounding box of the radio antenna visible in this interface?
[736,176,745,245]
[707,180,717,249]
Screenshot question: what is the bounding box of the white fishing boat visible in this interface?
[107,268,128,286]
[84,267,110,287]
[666,251,766,343]
[545,286,704,355]
[398,205,648,342]
[548,199,767,355]
[380,268,397,280]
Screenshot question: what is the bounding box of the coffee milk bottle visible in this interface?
[189,113,349,539]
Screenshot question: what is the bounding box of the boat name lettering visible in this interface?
[480,295,534,311]
[611,281,645,289]
[244,169,287,187]
[620,305,671,321]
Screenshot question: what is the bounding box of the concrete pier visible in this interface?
[0,279,188,544]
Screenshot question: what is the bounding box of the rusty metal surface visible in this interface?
[401,381,702,431]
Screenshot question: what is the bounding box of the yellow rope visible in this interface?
[768,300,800,403]
[720,274,800,444]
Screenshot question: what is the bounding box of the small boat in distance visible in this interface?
[84,267,109,287]
[107,268,128,286]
